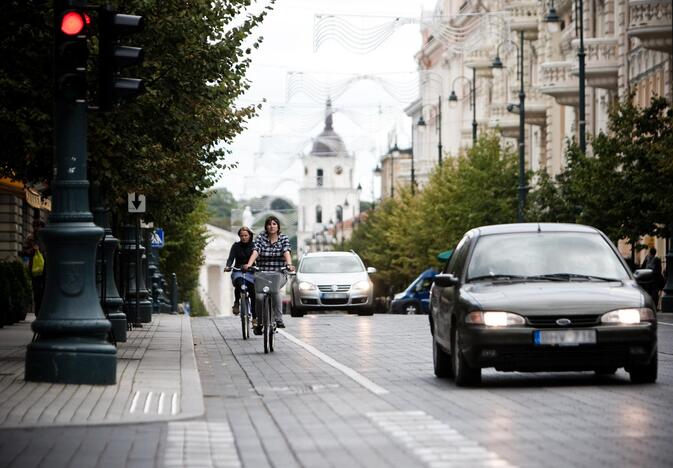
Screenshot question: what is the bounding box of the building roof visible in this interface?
[310,99,348,157]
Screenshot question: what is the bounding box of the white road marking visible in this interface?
[164,421,240,468]
[171,392,179,415]
[278,330,389,395]
[158,392,166,415]
[659,321,673,327]
[129,391,141,413]
[143,391,154,414]
[368,411,517,468]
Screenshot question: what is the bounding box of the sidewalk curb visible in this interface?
[0,315,205,430]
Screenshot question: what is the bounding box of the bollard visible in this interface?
[171,273,179,314]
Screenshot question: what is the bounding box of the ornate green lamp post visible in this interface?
[25,4,116,384]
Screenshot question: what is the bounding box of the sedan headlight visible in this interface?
[466,311,525,327]
[600,308,655,324]
[352,280,370,291]
[298,281,317,291]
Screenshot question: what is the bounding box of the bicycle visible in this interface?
[226,267,255,340]
[249,266,294,354]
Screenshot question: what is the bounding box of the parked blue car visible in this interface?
[390,268,437,314]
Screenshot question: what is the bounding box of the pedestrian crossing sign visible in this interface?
[151,228,165,248]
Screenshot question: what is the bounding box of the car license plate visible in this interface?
[322,292,347,299]
[534,329,596,346]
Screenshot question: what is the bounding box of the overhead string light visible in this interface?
[286,71,419,104]
[313,14,416,54]
[313,10,511,55]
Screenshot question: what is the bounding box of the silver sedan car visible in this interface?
[290,251,376,317]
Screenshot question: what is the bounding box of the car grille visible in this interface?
[322,298,349,305]
[526,314,600,328]
[317,284,350,292]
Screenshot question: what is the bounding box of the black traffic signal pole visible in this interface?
[26,1,116,385]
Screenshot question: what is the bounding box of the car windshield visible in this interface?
[300,256,364,273]
[467,232,630,281]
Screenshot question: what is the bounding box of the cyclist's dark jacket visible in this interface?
[226,241,254,268]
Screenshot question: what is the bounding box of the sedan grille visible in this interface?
[526,314,600,328]
[317,284,350,292]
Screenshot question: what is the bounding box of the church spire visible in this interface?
[325,98,333,131]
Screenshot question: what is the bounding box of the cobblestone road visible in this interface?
[1,313,672,467]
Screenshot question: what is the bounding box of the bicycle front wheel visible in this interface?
[263,295,270,354]
[240,294,249,340]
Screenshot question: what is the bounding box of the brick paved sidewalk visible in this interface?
[0,314,204,429]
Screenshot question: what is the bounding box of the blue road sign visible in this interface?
[151,228,165,248]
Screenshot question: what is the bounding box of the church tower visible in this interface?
[297,100,359,255]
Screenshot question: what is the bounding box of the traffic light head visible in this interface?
[55,8,90,102]
[98,8,145,111]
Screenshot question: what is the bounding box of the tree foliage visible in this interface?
[1,1,274,295]
[206,187,239,230]
[527,95,673,250]
[345,133,519,293]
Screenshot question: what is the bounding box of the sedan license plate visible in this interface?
[322,292,347,299]
[534,329,596,346]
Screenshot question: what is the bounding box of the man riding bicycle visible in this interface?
[224,227,255,319]
[243,216,295,334]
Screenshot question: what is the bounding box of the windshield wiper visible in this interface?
[527,273,621,282]
[468,274,527,282]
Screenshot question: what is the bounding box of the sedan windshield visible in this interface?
[467,232,630,281]
[300,256,364,274]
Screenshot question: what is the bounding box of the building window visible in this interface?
[336,205,343,223]
[317,168,323,187]
[316,205,322,223]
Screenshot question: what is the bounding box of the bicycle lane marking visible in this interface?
[367,411,518,468]
[277,329,389,395]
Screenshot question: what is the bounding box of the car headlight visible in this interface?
[466,311,525,327]
[298,281,316,291]
[352,280,370,291]
[600,308,655,324]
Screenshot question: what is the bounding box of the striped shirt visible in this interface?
[253,233,291,272]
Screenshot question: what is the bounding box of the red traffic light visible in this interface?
[61,11,85,36]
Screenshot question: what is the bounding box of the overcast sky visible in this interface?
[214,0,438,204]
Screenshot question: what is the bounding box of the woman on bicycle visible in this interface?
[243,216,295,334]
[224,227,255,317]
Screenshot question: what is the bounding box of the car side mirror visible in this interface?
[634,268,653,284]
[433,273,459,287]
[366,267,377,274]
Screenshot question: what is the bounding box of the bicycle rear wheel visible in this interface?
[269,307,275,353]
[240,294,249,340]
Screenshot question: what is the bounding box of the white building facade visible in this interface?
[297,100,361,255]
[198,224,238,316]
[404,0,671,185]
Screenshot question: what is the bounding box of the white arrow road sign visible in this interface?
[128,193,146,213]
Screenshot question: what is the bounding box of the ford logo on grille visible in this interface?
[556,318,572,326]
[331,284,338,292]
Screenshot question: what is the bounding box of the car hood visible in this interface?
[296,272,368,286]
[463,281,646,315]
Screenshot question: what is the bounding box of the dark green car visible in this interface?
[430,223,658,386]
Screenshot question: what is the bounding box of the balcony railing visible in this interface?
[628,0,672,53]
[571,37,619,89]
[465,47,495,79]
[539,61,579,107]
[509,86,548,126]
[488,103,519,138]
[504,1,540,40]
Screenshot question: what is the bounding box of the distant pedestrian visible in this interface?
[641,247,665,308]
[22,235,45,316]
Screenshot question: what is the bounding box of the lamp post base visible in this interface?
[25,338,116,384]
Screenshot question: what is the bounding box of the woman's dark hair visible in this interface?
[264,216,281,235]
[237,226,254,242]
